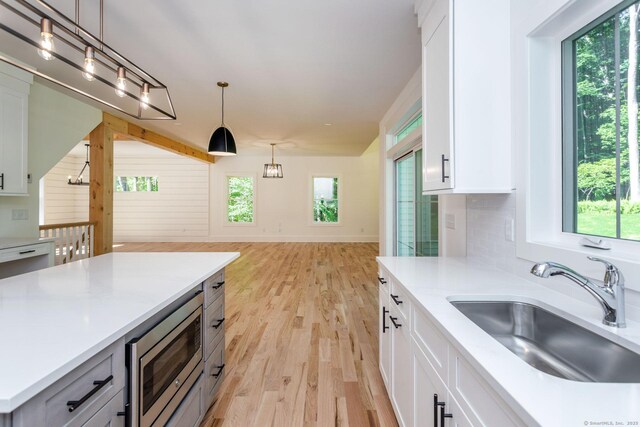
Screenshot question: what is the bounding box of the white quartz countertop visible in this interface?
[0,251,239,413]
[377,256,640,427]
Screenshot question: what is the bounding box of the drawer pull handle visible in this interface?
[19,249,36,255]
[66,375,113,412]
[389,316,401,329]
[212,281,225,289]
[390,294,403,305]
[211,318,225,329]
[212,364,225,378]
[441,154,450,182]
[377,276,387,285]
[382,307,389,333]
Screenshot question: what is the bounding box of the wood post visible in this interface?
[89,122,114,256]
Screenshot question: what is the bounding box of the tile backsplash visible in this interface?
[466,192,640,322]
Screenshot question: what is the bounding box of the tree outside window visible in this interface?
[115,176,158,192]
[227,176,254,223]
[313,176,339,223]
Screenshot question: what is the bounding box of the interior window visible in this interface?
[563,1,640,241]
[312,176,339,223]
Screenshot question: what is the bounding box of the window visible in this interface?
[563,1,640,241]
[115,176,158,192]
[227,175,254,223]
[312,176,339,223]
[395,149,438,256]
[395,114,422,146]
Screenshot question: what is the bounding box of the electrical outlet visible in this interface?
[505,218,515,242]
[12,209,28,220]
[445,213,456,230]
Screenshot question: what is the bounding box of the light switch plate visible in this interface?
[445,213,456,230]
[12,209,28,220]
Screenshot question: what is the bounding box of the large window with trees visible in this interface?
[312,176,339,223]
[226,175,255,223]
[563,0,640,241]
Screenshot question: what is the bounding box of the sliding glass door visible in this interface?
[394,149,438,256]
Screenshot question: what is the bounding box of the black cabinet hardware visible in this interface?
[66,375,113,412]
[433,394,442,427]
[441,154,450,182]
[377,276,387,285]
[194,290,203,296]
[0,173,4,190]
[390,294,403,305]
[439,400,453,427]
[212,281,225,289]
[382,307,389,333]
[212,364,225,378]
[19,249,36,255]
[390,316,401,329]
[211,318,225,329]
[117,412,126,416]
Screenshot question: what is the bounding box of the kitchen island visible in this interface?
[0,251,239,426]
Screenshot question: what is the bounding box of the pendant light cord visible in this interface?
[271,144,275,164]
[221,86,225,126]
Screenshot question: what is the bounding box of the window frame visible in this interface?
[515,0,640,291]
[224,173,257,226]
[310,174,342,226]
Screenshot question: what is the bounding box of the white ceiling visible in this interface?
[6,0,421,156]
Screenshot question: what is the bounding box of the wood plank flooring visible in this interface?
[114,242,398,427]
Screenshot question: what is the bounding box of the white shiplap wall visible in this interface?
[42,156,89,224]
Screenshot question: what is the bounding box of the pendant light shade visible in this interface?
[208,82,237,156]
[263,143,283,178]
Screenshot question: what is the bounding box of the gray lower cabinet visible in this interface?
[12,339,125,427]
[165,375,205,427]
[82,390,125,427]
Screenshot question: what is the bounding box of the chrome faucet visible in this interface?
[530,257,626,328]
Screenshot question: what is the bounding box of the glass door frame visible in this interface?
[393,139,422,256]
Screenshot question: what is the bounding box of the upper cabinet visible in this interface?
[417,0,512,194]
[0,62,31,196]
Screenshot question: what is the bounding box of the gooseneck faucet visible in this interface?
[530,256,626,328]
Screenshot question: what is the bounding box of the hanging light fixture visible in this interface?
[208,82,237,156]
[263,143,283,178]
[0,0,176,120]
[68,144,90,186]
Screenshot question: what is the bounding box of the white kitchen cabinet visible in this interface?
[413,344,446,427]
[0,63,31,196]
[418,0,512,194]
[390,305,413,427]
[378,269,391,389]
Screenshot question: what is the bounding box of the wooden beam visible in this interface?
[103,112,214,163]
[89,122,114,256]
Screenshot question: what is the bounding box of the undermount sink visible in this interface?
[450,300,640,383]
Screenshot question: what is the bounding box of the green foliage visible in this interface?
[313,199,338,223]
[578,200,640,214]
[115,176,158,192]
[577,158,618,200]
[227,177,253,223]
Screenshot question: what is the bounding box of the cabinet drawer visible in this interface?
[204,341,225,408]
[81,389,125,427]
[0,243,50,263]
[13,339,125,427]
[449,349,524,427]
[204,294,225,360]
[390,280,410,322]
[377,266,390,295]
[165,374,205,427]
[203,270,225,308]
[412,305,448,382]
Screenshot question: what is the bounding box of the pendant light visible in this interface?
[208,82,237,156]
[263,143,283,178]
[68,144,90,186]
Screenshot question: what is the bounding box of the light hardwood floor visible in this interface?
[114,242,398,427]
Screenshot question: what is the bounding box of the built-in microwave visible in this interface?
[127,292,204,427]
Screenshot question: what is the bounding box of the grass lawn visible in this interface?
[577,212,640,240]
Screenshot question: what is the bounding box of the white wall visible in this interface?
[114,151,209,242]
[209,140,379,242]
[0,80,102,238]
[42,155,89,224]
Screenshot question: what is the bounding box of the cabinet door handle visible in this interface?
[0,173,4,190]
[19,249,36,255]
[66,375,113,412]
[441,154,450,182]
[212,281,225,289]
[212,364,225,378]
[440,402,453,427]
[377,276,387,285]
[433,394,441,427]
[211,317,225,329]
[389,316,401,328]
[382,307,389,333]
[390,294,403,305]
